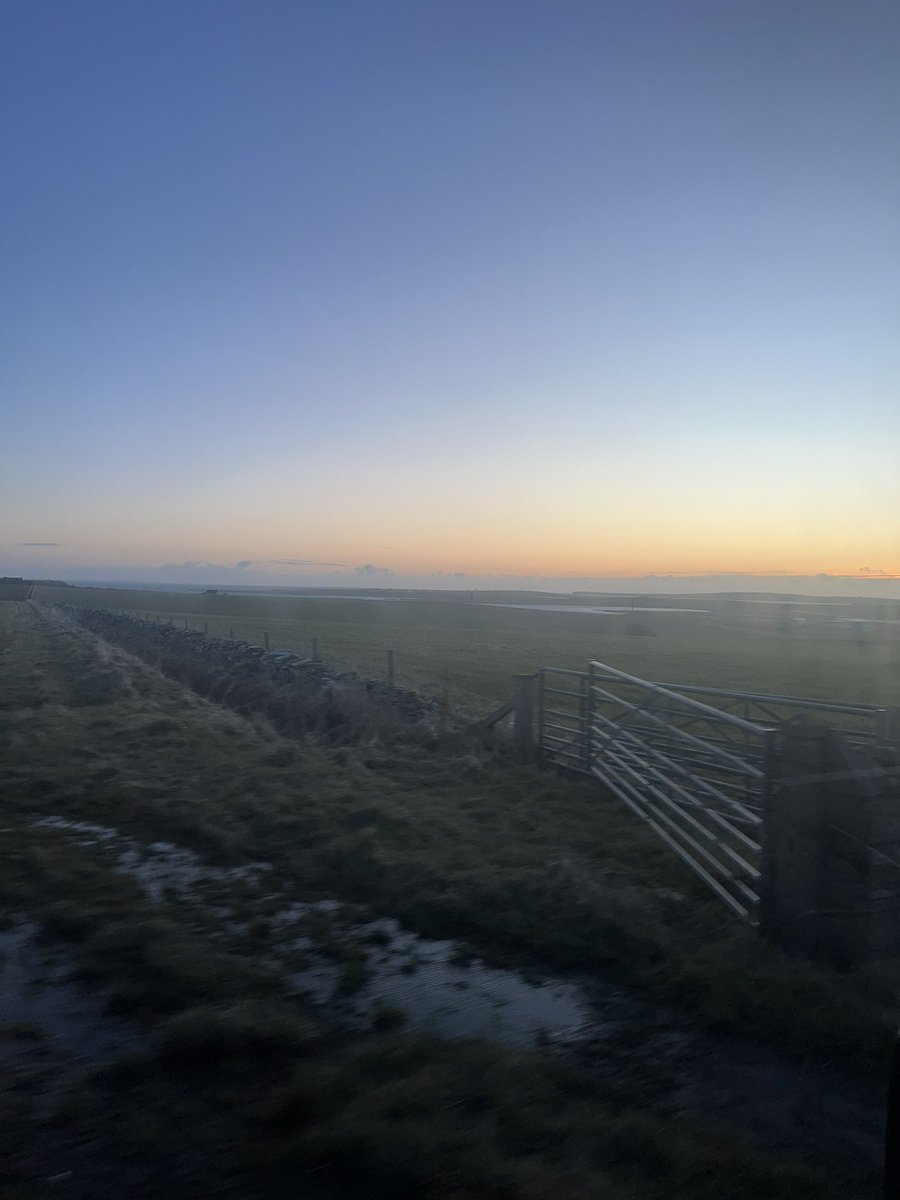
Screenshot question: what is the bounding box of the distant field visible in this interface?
[36,584,900,712]
[0,583,30,602]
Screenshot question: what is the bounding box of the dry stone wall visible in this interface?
[50,604,449,746]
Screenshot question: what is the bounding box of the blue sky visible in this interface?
[3,0,898,590]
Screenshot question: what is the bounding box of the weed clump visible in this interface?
[158,1003,319,1071]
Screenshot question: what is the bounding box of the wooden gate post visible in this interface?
[513,674,536,762]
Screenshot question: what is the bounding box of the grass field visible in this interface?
[2,598,894,1196]
[35,584,900,714]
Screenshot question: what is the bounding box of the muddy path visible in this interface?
[12,809,887,1195]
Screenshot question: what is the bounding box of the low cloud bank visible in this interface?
[7,557,900,599]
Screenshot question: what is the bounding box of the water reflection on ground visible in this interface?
[0,918,138,1063]
[32,817,597,1046]
[286,915,596,1044]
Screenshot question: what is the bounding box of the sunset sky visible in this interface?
[3,1,898,590]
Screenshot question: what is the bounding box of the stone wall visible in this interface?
[48,604,452,747]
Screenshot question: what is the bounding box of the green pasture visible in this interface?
[36,585,900,713]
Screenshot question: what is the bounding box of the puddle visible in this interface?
[34,816,272,903]
[284,915,596,1045]
[115,843,271,903]
[34,817,120,844]
[0,918,139,1063]
[357,927,595,1044]
[34,816,599,1047]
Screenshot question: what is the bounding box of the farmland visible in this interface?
[35,583,900,714]
[1,596,896,1196]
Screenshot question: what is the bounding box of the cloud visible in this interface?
[354,564,394,576]
[18,541,60,547]
[271,558,346,567]
[161,561,229,570]
[235,558,345,570]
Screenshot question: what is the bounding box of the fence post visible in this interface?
[757,720,829,955]
[264,631,270,651]
[513,674,536,762]
[203,622,208,635]
[759,719,900,966]
[184,617,188,629]
[229,626,234,640]
[386,648,395,690]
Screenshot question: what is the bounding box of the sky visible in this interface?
[2,0,899,593]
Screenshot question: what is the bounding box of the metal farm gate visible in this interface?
[537,661,887,924]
